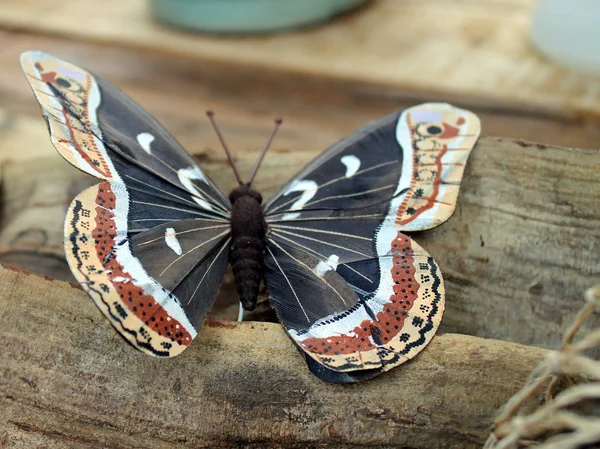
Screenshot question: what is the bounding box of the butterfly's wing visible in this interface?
[21,51,231,356]
[265,237,441,383]
[20,51,230,212]
[264,103,480,382]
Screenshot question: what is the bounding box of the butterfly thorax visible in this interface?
[229,185,267,311]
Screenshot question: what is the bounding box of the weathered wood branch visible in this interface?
[0,264,548,448]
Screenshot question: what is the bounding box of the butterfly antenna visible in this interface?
[247,117,283,186]
[206,110,243,185]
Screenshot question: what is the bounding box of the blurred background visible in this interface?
[0,0,598,324]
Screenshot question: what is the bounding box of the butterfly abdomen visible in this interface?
[229,185,267,311]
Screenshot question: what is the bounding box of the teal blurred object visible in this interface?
[149,0,370,34]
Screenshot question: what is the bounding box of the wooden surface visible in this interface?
[0,264,548,449]
[0,3,599,447]
[2,0,600,122]
[2,30,600,151]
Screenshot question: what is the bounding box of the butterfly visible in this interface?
[20,51,480,383]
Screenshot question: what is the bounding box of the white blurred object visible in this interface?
[237,301,244,322]
[530,0,600,75]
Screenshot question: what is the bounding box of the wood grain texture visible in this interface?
[0,264,548,449]
[1,109,598,347]
[1,0,600,121]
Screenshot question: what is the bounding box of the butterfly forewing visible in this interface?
[265,103,480,382]
[22,51,232,357]
[264,112,401,218]
[20,51,230,214]
[90,74,231,212]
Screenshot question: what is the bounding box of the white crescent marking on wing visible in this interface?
[327,254,340,269]
[340,155,361,178]
[137,133,155,154]
[281,179,318,221]
[314,261,332,277]
[314,255,339,277]
[164,227,183,255]
[177,167,214,211]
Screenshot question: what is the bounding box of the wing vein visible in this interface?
[270,228,371,258]
[266,214,382,224]
[137,224,230,246]
[124,174,230,218]
[270,224,372,241]
[266,160,397,214]
[270,231,373,284]
[159,229,231,276]
[268,239,348,306]
[131,201,229,222]
[266,245,311,323]
[188,237,231,305]
[304,184,395,209]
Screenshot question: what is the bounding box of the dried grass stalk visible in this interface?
[485,285,600,449]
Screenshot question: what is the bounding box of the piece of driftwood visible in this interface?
[1,124,598,346]
[2,0,600,123]
[0,263,548,449]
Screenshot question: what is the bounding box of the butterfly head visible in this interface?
[229,184,263,205]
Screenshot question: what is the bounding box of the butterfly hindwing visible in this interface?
[130,219,230,292]
[265,103,480,382]
[264,239,361,330]
[22,51,232,356]
[265,234,444,381]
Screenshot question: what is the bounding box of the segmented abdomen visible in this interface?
[230,236,264,311]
